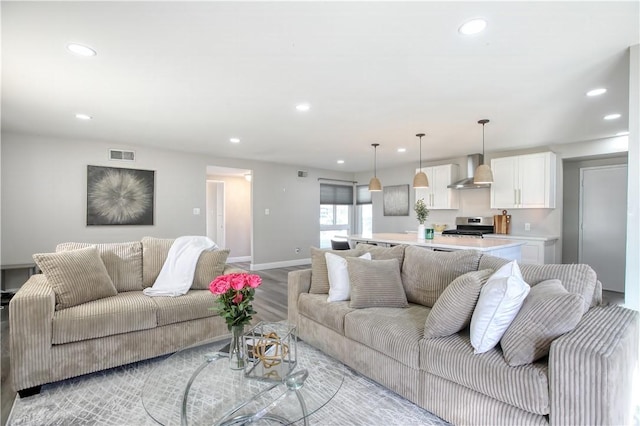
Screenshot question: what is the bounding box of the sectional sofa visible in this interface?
[288,244,639,425]
[10,237,240,397]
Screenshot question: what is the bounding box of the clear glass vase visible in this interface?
[228,325,246,370]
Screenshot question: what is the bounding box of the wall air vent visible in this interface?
[109,149,135,161]
[297,170,308,178]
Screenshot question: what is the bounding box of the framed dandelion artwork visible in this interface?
[87,165,155,226]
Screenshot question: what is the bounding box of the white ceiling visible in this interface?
[2,1,638,173]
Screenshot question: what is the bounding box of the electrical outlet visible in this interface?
[192,208,200,215]
[524,223,531,231]
[265,208,270,215]
[295,248,300,253]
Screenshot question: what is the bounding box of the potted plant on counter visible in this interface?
[415,198,429,239]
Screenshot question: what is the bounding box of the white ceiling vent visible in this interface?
[297,170,308,178]
[109,149,135,161]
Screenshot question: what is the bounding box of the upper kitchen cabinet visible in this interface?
[415,164,459,209]
[490,152,556,209]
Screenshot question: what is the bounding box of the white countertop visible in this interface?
[349,233,526,252]
[483,234,559,242]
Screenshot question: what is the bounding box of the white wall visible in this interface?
[1,132,354,283]
[625,44,639,311]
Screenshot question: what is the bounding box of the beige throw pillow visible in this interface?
[423,269,494,339]
[500,279,584,366]
[33,246,118,310]
[191,249,231,290]
[56,241,143,292]
[347,257,408,309]
[310,247,363,294]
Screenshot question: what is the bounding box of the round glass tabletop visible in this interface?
[142,331,344,425]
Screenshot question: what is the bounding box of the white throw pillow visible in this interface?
[326,252,371,302]
[470,260,530,354]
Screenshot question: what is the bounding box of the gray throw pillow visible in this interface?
[310,246,363,294]
[33,246,118,310]
[356,244,406,271]
[347,257,408,309]
[423,269,494,338]
[401,246,482,307]
[500,279,584,366]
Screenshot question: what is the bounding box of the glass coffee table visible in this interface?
[142,332,344,425]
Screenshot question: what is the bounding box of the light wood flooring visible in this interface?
[0,263,307,426]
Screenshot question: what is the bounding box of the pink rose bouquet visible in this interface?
[209,273,262,330]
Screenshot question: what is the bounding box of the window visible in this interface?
[319,184,353,248]
[356,184,372,235]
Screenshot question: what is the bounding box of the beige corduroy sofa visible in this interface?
[10,237,241,398]
[288,245,639,425]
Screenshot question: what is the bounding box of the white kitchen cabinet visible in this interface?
[415,164,459,209]
[484,234,558,264]
[490,152,556,209]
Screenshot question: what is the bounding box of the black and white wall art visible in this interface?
[87,165,155,225]
[383,184,409,216]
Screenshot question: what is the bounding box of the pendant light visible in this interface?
[368,143,382,191]
[474,119,494,184]
[412,133,429,188]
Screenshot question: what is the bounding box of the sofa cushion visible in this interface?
[501,279,584,366]
[309,246,363,294]
[345,304,430,369]
[52,291,157,344]
[420,331,550,415]
[401,247,481,308]
[56,241,143,292]
[152,290,219,326]
[298,293,356,335]
[141,237,229,289]
[326,252,371,302]
[33,247,118,310]
[356,244,406,271]
[470,261,530,354]
[423,269,494,339]
[478,254,597,312]
[347,257,408,309]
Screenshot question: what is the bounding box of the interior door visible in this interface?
[579,165,627,292]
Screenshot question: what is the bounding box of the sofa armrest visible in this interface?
[287,269,312,327]
[9,274,56,392]
[548,305,639,425]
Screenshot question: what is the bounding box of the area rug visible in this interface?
[7,354,449,426]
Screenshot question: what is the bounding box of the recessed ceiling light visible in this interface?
[397,148,407,153]
[67,43,96,57]
[604,113,621,120]
[75,113,92,120]
[586,88,607,97]
[230,138,240,143]
[616,131,629,136]
[458,18,487,35]
[295,103,311,112]
[337,160,345,164]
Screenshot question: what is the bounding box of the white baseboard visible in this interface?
[227,256,252,263]
[250,258,311,271]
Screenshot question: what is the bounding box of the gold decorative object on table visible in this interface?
[252,332,289,368]
[243,322,297,382]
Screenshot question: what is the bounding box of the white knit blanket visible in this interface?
[143,236,218,297]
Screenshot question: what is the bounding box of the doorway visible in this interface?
[206,181,225,249]
[206,166,253,262]
[579,164,628,292]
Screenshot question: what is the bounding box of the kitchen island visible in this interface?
[349,233,525,261]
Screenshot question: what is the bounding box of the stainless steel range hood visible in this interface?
[447,154,491,189]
